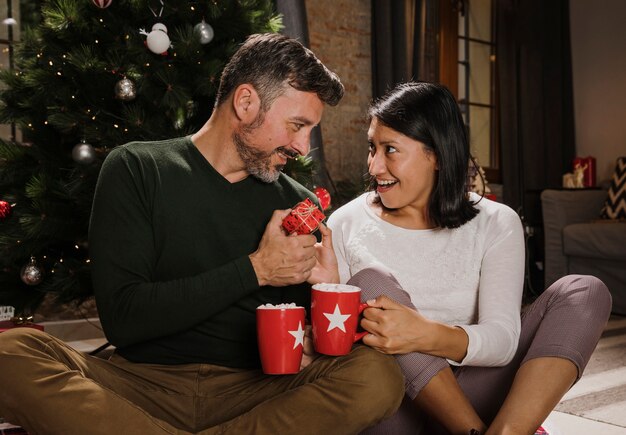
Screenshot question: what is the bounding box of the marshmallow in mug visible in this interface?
[312,283,360,293]
[257,303,302,309]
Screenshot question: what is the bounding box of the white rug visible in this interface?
[555,315,626,428]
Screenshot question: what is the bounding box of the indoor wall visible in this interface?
[570,0,626,182]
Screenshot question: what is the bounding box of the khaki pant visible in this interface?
[0,328,403,435]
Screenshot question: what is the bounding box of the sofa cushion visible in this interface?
[563,222,626,260]
[600,156,626,219]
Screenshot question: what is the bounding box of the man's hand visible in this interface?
[307,223,340,285]
[249,209,317,287]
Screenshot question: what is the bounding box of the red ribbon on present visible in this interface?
[282,198,326,235]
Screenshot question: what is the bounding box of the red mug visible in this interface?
[311,283,368,356]
[256,304,306,375]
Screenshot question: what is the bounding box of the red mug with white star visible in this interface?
[311,283,368,356]
[257,304,306,374]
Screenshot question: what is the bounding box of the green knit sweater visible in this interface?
[89,136,315,368]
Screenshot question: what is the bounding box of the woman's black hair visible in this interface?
[368,81,479,229]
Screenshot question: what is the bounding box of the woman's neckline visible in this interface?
[361,192,438,232]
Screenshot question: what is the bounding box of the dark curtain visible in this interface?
[275,0,333,189]
[497,0,576,226]
[497,0,575,293]
[372,0,436,99]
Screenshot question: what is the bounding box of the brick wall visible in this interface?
[306,0,371,190]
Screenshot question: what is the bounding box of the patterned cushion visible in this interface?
[601,156,626,219]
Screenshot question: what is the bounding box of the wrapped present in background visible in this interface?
[0,306,15,321]
[573,156,596,187]
[0,315,44,334]
[282,198,325,235]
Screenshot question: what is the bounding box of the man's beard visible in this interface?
[233,122,298,183]
[233,130,282,183]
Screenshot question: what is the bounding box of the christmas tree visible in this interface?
[0,0,282,315]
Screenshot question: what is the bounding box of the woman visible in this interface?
[326,82,612,434]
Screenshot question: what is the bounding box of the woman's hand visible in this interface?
[361,295,469,362]
[300,324,319,370]
[360,295,433,354]
[307,223,340,284]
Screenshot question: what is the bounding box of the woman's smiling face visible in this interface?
[367,117,438,214]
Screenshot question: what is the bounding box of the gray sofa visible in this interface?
[541,189,626,315]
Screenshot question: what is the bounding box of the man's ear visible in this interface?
[232,84,261,123]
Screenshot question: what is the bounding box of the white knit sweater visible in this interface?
[327,192,525,366]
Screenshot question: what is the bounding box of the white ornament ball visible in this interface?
[72,141,96,165]
[92,0,113,8]
[194,21,214,45]
[146,23,170,54]
[21,257,44,286]
[115,77,136,101]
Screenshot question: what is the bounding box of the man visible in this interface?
[0,33,403,434]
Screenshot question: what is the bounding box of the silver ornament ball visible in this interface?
[72,141,96,165]
[115,77,136,101]
[21,257,44,286]
[194,21,214,45]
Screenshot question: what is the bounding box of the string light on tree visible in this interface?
[194,20,214,45]
[20,256,44,286]
[72,140,96,165]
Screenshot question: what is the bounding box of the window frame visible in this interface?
[440,0,500,183]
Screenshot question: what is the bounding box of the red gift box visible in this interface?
[0,317,44,334]
[484,193,497,201]
[573,156,596,187]
[282,198,326,235]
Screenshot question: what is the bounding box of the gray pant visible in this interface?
[0,322,403,434]
[348,268,612,435]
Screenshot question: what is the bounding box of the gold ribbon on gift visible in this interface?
[292,200,322,233]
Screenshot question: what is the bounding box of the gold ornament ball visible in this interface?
[115,77,136,101]
[21,257,44,286]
